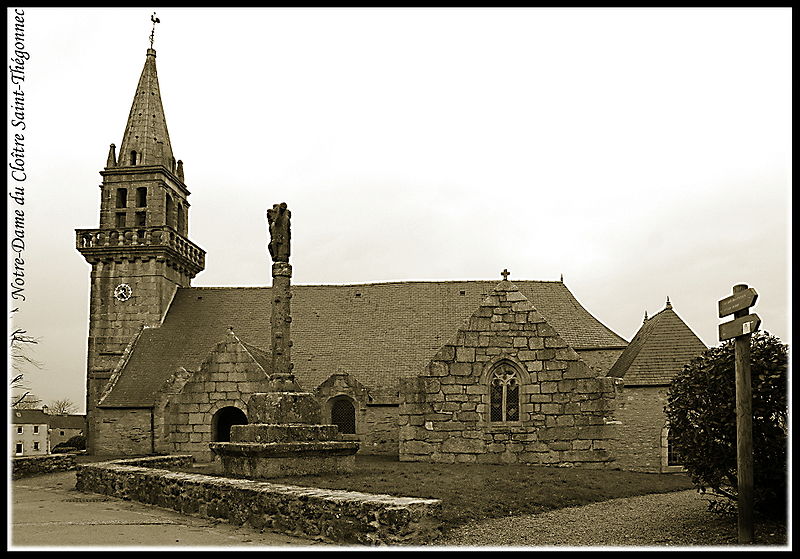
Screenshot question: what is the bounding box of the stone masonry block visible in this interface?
[563,361,594,379]
[511,301,533,312]
[450,362,473,376]
[456,347,475,362]
[544,337,568,348]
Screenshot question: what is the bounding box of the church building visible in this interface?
[76,44,702,469]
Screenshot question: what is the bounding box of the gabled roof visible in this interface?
[117,48,174,168]
[608,301,707,386]
[11,409,49,425]
[99,280,628,407]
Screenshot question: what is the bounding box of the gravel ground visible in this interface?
[434,490,788,548]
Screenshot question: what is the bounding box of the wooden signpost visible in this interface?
[718,284,759,545]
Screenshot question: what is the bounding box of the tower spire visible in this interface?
[117,15,175,172]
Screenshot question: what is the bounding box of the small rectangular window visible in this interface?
[136,187,147,207]
[15,443,23,455]
[116,212,126,228]
[33,442,40,451]
[116,188,127,208]
[33,425,39,434]
[60,430,65,436]
[17,426,23,434]
[136,211,147,227]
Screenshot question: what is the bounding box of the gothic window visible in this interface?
[330,397,356,434]
[136,187,147,207]
[116,188,127,208]
[130,150,137,165]
[490,362,520,422]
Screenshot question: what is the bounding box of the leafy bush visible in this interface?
[665,331,788,518]
[57,435,86,451]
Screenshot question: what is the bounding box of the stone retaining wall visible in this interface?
[12,453,77,479]
[75,455,441,545]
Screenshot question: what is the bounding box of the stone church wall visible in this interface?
[398,283,622,466]
[610,385,672,473]
[94,407,153,455]
[314,373,399,456]
[361,405,399,455]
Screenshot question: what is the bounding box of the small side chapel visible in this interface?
[76,39,703,471]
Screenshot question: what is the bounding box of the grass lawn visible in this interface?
[187,455,694,533]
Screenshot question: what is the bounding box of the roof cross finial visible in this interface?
[643,310,649,323]
[665,296,672,309]
[149,12,160,49]
[501,269,510,281]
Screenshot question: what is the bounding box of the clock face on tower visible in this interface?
[114,283,132,302]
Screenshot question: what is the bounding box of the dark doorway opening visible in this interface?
[212,406,248,442]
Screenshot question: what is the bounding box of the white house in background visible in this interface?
[11,409,50,456]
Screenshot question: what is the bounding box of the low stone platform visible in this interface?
[210,439,359,478]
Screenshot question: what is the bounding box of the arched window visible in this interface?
[211,406,248,442]
[330,397,356,434]
[489,362,520,422]
[176,203,185,235]
[666,429,683,466]
[130,150,137,165]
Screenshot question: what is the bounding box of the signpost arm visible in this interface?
[733,284,754,544]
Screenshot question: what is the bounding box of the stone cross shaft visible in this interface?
[267,203,293,379]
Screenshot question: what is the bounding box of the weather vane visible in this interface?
[149,12,160,49]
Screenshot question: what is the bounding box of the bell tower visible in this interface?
[76,43,205,453]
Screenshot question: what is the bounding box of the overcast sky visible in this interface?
[7,8,791,413]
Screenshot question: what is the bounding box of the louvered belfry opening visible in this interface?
[330,398,356,434]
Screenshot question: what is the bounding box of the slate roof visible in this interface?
[47,414,86,430]
[99,280,628,407]
[608,303,707,386]
[11,409,50,425]
[118,48,175,168]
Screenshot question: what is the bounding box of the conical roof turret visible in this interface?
[116,48,175,170]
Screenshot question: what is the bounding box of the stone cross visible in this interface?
[501,268,510,281]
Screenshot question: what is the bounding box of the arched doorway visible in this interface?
[212,406,248,442]
[330,397,356,435]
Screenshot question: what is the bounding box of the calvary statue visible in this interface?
[267,202,291,263]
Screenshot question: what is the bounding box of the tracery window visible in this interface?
[490,362,520,422]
